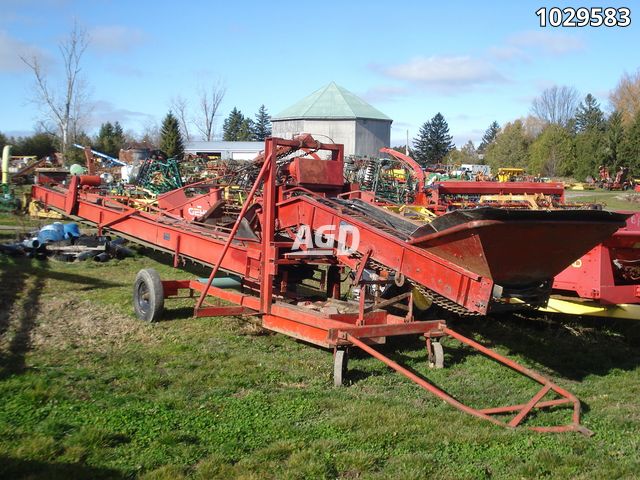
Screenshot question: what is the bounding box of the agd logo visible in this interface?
[290,222,360,256]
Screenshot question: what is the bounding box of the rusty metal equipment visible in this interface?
[30,136,629,434]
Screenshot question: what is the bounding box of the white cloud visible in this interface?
[509,30,585,55]
[106,63,146,78]
[0,30,48,73]
[378,55,506,91]
[89,99,153,130]
[490,30,586,62]
[360,85,409,103]
[89,25,147,54]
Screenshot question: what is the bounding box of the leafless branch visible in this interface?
[194,81,226,141]
[20,21,90,164]
[171,95,191,141]
[531,85,579,127]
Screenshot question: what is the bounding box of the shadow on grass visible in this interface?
[159,306,197,322]
[0,455,124,480]
[0,257,121,379]
[330,310,640,387]
[448,314,640,381]
[0,259,46,379]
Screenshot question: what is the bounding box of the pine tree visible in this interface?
[428,113,454,164]
[252,105,272,141]
[159,111,184,159]
[412,120,431,166]
[604,111,624,168]
[95,121,126,158]
[575,94,605,132]
[413,114,454,166]
[238,118,255,141]
[478,121,500,153]
[223,108,249,141]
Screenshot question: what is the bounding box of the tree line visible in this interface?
[0,101,272,163]
[8,23,640,177]
[410,74,640,180]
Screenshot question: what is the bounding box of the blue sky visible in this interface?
[1,0,638,147]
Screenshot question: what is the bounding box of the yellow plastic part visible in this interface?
[28,200,64,219]
[541,297,640,320]
[497,168,525,182]
[412,286,433,311]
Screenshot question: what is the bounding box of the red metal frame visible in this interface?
[553,212,640,304]
[30,136,605,433]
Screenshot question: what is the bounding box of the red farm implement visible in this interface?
[31,136,629,434]
[380,148,640,319]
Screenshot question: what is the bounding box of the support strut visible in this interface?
[345,331,593,435]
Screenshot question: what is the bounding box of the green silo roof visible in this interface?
[273,82,392,121]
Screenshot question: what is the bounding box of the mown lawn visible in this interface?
[565,189,640,212]
[0,219,639,479]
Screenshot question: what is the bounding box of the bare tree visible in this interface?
[140,120,161,147]
[21,22,90,164]
[170,95,191,141]
[530,85,579,128]
[610,69,640,126]
[194,81,226,141]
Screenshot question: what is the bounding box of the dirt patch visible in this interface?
[30,296,158,352]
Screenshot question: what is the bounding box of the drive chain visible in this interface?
[361,257,480,317]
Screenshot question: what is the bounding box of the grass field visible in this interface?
[565,189,640,212]
[1,194,640,479]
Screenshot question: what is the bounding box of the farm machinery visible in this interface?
[29,135,629,434]
[370,149,640,319]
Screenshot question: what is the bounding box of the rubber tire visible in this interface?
[133,268,164,322]
[333,348,349,387]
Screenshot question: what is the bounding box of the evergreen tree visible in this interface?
[18,132,57,158]
[159,111,184,159]
[603,111,624,169]
[484,120,531,171]
[412,119,431,166]
[252,105,272,141]
[238,118,255,141]
[412,112,454,166]
[223,108,250,141]
[575,94,605,132]
[95,121,125,157]
[478,121,500,153]
[574,128,606,181]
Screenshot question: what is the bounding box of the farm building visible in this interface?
[272,82,392,157]
[184,141,263,161]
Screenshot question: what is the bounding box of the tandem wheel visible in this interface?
[333,346,350,387]
[133,268,164,322]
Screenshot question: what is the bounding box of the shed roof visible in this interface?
[273,82,392,121]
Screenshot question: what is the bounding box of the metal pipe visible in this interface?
[2,145,12,185]
[194,154,273,312]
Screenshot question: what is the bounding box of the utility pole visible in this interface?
[406,129,409,155]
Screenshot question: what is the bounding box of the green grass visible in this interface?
[565,190,640,211]
[1,242,640,478]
